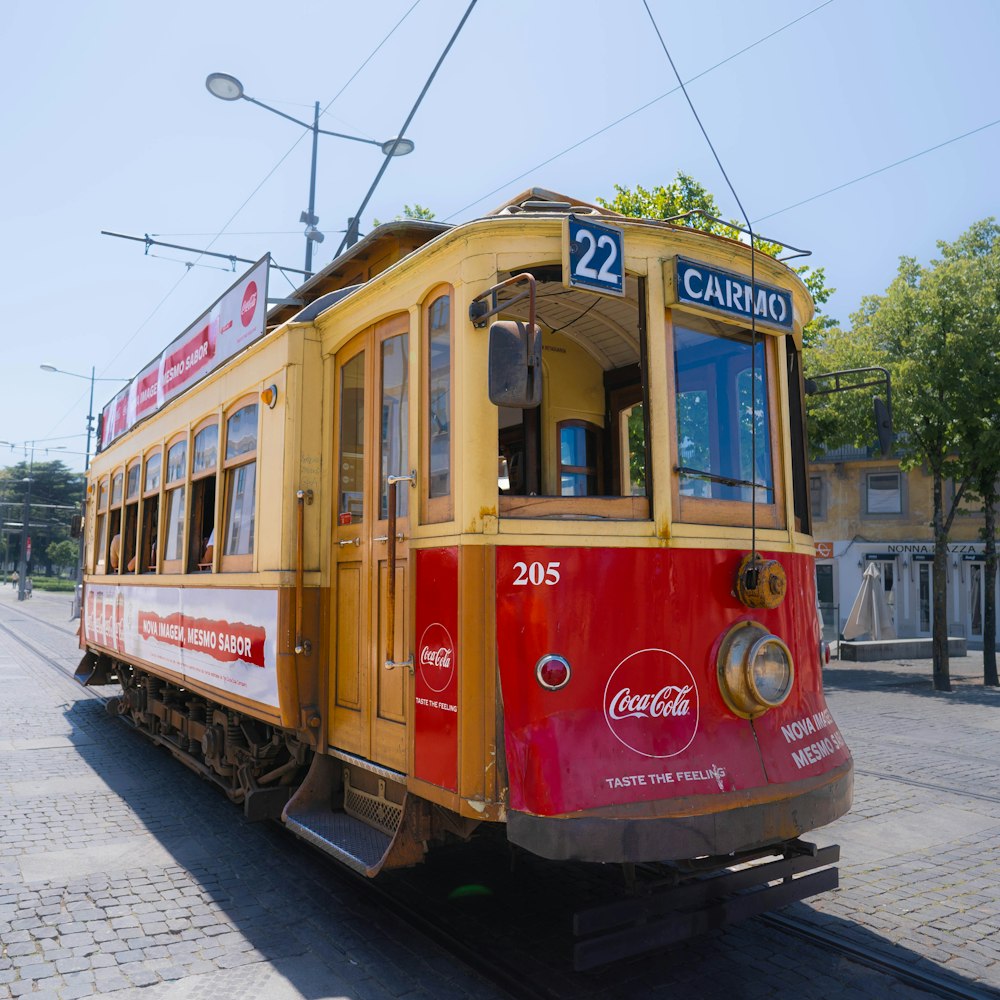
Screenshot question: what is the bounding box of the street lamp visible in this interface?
[205,72,415,275]
[40,365,128,471]
[40,365,128,616]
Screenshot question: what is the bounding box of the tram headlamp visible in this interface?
[717,621,794,719]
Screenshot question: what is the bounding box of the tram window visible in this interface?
[425,291,452,521]
[122,460,141,574]
[339,351,365,522]
[108,471,124,571]
[558,421,601,496]
[162,439,187,572]
[672,317,783,528]
[140,450,162,574]
[380,334,409,519]
[221,403,258,569]
[94,477,109,574]
[188,422,218,573]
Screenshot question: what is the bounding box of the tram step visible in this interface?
[284,806,391,875]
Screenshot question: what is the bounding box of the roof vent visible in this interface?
[502,200,602,216]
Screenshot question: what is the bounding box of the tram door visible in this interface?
[330,318,410,772]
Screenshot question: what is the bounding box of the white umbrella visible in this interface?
[843,562,896,640]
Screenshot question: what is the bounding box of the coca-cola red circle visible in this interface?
[240,281,258,327]
[603,648,700,758]
[417,622,456,693]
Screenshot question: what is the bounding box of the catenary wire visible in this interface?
[641,0,763,563]
[43,2,423,446]
[442,0,835,222]
[752,116,1000,223]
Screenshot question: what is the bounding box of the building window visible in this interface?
[221,403,258,568]
[866,471,902,515]
[809,474,825,521]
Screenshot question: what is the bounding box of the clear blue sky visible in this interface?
[3,0,998,471]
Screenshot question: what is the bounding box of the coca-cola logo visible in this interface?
[603,648,699,758]
[241,281,258,327]
[417,622,455,693]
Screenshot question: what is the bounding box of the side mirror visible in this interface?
[874,397,893,456]
[488,320,542,408]
[70,514,83,539]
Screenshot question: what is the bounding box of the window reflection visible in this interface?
[674,323,773,503]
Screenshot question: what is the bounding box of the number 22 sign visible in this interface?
[563,215,625,297]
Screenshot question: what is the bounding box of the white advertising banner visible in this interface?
[83,584,280,710]
[100,256,269,450]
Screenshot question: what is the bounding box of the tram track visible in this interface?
[0,613,106,704]
[856,767,1000,806]
[762,912,1000,1000]
[4,604,997,998]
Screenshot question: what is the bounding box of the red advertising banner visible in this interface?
[99,256,269,450]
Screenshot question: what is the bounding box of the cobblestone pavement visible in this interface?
[1,587,999,998]
[0,589,506,1000]
[805,650,1000,991]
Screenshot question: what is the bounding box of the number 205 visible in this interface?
[512,561,561,586]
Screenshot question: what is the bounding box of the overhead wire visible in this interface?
[641,0,764,571]
[45,1,424,444]
[752,116,1000,223]
[442,0,835,222]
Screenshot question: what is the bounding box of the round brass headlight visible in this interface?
[717,621,794,719]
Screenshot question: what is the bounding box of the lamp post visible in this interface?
[205,73,415,275]
[40,365,128,616]
[0,441,64,602]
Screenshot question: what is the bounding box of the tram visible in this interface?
[79,188,851,958]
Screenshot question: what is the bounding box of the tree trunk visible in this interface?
[932,474,952,691]
[984,494,999,687]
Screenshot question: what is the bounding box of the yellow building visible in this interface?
[810,447,992,647]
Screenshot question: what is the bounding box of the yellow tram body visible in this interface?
[80,190,848,887]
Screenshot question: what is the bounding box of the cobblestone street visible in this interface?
[1,588,999,998]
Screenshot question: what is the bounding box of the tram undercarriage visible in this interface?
[76,650,482,876]
[78,651,308,818]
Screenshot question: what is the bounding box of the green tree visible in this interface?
[46,538,78,577]
[809,219,1000,690]
[0,460,83,575]
[597,173,835,345]
[372,204,436,226]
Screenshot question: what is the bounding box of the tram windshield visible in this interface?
[674,320,774,504]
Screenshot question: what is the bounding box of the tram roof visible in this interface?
[266,188,613,329]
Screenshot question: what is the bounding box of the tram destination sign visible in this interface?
[99,256,269,450]
[563,215,625,297]
[668,257,794,332]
